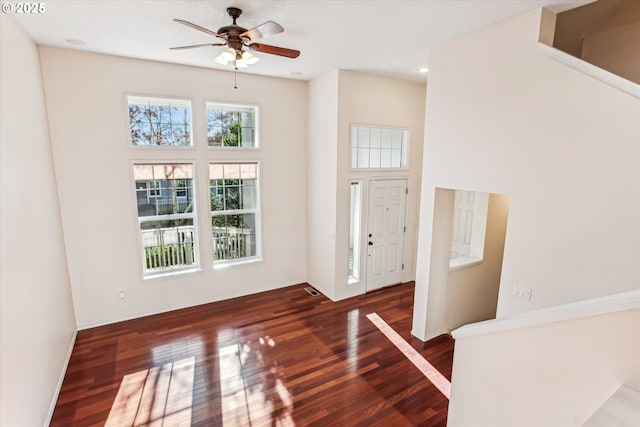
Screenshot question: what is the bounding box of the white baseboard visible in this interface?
[424,329,451,342]
[44,329,77,426]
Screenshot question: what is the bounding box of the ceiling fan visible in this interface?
[171,7,300,69]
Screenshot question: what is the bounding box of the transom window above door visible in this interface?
[351,125,409,169]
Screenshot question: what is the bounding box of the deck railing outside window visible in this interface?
[142,226,196,270]
[212,228,255,261]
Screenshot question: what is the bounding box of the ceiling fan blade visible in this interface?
[240,21,284,41]
[170,43,226,50]
[173,19,225,39]
[248,43,300,58]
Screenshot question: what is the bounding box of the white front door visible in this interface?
[366,179,407,291]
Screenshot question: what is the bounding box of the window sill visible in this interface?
[213,256,263,270]
[449,256,483,272]
[207,146,261,150]
[143,266,201,281]
[129,144,196,150]
[347,278,361,286]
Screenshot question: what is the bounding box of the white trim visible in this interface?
[536,42,640,99]
[45,330,77,426]
[423,328,452,342]
[449,256,483,271]
[452,290,640,339]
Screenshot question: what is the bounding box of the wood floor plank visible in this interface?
[50,282,454,426]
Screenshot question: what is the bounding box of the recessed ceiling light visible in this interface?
[65,38,86,46]
[419,67,429,74]
[290,71,304,77]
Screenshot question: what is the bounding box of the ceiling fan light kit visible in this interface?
[172,6,299,75]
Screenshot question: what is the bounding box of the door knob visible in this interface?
[368,241,373,246]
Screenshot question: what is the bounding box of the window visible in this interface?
[133,163,199,277]
[128,96,192,147]
[147,181,161,199]
[351,125,408,169]
[206,103,258,148]
[175,180,188,198]
[450,190,489,271]
[348,182,362,284]
[209,162,260,264]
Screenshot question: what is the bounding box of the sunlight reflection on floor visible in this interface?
[220,336,295,426]
[105,356,195,426]
[366,312,451,399]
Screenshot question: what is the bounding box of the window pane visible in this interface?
[207,103,257,147]
[391,149,402,168]
[133,162,198,276]
[136,179,194,217]
[370,128,381,148]
[212,214,257,260]
[381,129,392,148]
[351,125,409,169]
[225,185,241,210]
[140,218,196,271]
[242,182,256,209]
[349,182,362,282]
[380,148,392,168]
[128,97,192,147]
[369,147,381,168]
[357,148,369,168]
[391,130,403,150]
[209,162,260,263]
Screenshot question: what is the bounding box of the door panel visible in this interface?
[366,179,407,291]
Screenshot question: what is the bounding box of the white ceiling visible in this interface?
[13,0,593,83]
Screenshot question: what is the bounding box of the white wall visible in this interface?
[307,71,339,299]
[334,71,426,301]
[306,70,426,301]
[39,47,307,328]
[413,8,640,339]
[448,307,640,427]
[0,15,77,426]
[420,190,509,339]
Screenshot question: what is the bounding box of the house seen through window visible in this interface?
[133,163,199,277]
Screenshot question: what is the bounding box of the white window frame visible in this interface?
[348,180,363,285]
[126,95,194,148]
[147,181,161,200]
[132,162,201,279]
[350,124,409,170]
[449,190,489,271]
[206,102,260,149]
[209,161,262,267]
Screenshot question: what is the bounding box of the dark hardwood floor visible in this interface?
[50,282,454,426]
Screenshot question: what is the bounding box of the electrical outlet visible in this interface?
[512,285,532,301]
